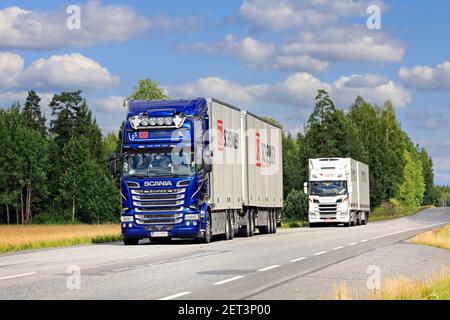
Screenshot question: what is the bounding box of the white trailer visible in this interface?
[304,158,370,227]
[208,99,283,237]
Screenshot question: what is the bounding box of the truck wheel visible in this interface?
[203,213,212,243]
[229,212,235,240]
[123,238,139,246]
[361,212,368,225]
[260,212,271,234]
[241,210,252,237]
[249,210,255,236]
[272,211,277,233]
[223,212,231,241]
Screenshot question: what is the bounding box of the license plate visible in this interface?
[151,231,169,238]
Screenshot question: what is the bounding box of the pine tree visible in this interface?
[23,90,46,136]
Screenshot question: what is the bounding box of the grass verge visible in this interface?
[411,224,450,250]
[369,199,432,222]
[280,220,309,229]
[331,266,450,300]
[0,224,121,254]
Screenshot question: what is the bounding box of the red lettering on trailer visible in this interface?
[256,132,261,167]
[217,120,224,151]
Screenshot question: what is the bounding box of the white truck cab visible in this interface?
[304,158,370,227]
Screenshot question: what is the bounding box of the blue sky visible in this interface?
[0,0,449,185]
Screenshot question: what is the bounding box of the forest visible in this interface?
[0,80,446,224]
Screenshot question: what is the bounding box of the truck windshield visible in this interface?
[309,181,347,196]
[123,148,195,178]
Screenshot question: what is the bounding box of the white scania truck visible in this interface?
[304,158,370,227]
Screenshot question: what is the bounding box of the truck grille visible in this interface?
[318,204,337,216]
[131,188,186,223]
[136,213,183,225]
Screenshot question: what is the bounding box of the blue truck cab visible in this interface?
[109,99,212,245]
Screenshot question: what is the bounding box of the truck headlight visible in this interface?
[184,214,200,221]
[121,216,134,222]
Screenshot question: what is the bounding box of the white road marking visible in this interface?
[127,255,149,260]
[290,257,307,262]
[314,251,327,256]
[213,276,244,286]
[348,242,357,246]
[159,291,191,300]
[258,265,281,272]
[360,239,369,243]
[0,272,36,281]
[333,246,344,250]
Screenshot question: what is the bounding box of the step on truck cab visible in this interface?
[304,158,370,227]
[109,98,283,245]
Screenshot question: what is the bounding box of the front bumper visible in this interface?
[121,210,203,239]
[308,211,350,223]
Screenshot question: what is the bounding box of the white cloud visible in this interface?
[165,72,410,110]
[399,61,450,91]
[407,108,447,130]
[282,27,405,63]
[0,52,23,87]
[92,96,126,114]
[240,0,386,32]
[19,53,119,91]
[174,34,275,66]
[165,77,267,106]
[331,74,410,107]
[274,54,329,73]
[0,1,198,50]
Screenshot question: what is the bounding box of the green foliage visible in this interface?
[0,91,120,225]
[283,189,308,221]
[127,78,169,100]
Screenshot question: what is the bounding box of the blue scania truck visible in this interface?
[109,98,283,245]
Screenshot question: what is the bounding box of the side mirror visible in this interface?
[303,182,308,195]
[108,152,120,176]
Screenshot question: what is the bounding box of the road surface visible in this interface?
[0,208,449,300]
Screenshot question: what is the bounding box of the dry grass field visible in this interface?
[0,224,121,253]
[411,224,450,250]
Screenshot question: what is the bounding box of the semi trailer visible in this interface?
[304,158,370,227]
[109,98,283,245]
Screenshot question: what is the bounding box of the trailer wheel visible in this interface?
[361,212,368,225]
[123,238,139,246]
[222,212,232,241]
[249,210,255,236]
[240,210,253,237]
[272,210,277,233]
[229,212,235,240]
[260,211,271,234]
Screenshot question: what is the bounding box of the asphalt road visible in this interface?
[0,207,449,300]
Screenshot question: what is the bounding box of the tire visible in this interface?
[241,210,252,237]
[272,211,277,233]
[361,212,368,225]
[229,212,235,240]
[223,212,231,241]
[260,211,271,234]
[123,238,139,246]
[267,211,273,234]
[249,210,255,236]
[202,212,212,243]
